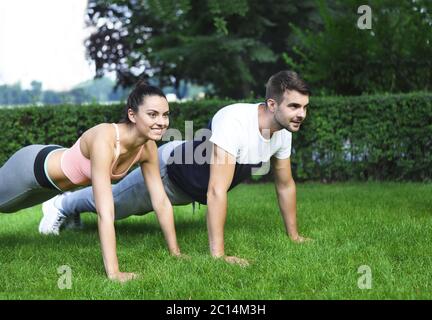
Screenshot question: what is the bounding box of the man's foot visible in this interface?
[39,195,67,235]
[64,213,83,230]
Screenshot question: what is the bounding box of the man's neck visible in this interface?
[258,103,282,138]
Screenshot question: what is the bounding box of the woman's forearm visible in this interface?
[155,200,180,255]
[97,214,120,277]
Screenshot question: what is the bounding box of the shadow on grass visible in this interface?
[80,218,206,235]
[0,219,206,248]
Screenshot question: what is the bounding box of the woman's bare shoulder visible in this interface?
[80,123,116,155]
[83,123,114,140]
[139,140,158,162]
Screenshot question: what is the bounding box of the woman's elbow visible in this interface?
[153,196,172,213]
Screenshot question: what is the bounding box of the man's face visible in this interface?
[271,90,309,132]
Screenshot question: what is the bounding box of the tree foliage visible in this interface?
[286,0,432,95]
[85,0,319,98]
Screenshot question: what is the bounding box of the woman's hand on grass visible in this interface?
[223,255,250,267]
[171,252,191,260]
[108,271,138,283]
[290,235,313,243]
[169,247,191,259]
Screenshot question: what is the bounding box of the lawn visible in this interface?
[0,182,431,299]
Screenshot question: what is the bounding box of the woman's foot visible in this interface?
[39,194,67,235]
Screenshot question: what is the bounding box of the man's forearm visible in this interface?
[206,190,228,257]
[276,182,299,239]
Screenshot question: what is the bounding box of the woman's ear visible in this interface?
[127,108,136,123]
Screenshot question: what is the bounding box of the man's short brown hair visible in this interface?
[265,70,311,104]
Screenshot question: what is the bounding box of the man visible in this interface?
[39,70,311,266]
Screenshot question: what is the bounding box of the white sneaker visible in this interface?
[39,194,67,235]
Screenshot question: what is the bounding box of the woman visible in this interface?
[0,81,182,282]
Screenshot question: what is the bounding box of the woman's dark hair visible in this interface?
[121,79,167,123]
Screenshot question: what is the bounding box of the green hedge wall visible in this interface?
[1,92,431,181]
[293,93,432,182]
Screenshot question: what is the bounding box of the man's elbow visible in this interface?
[207,185,228,202]
[276,177,296,193]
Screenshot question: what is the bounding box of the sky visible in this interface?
[0,0,95,91]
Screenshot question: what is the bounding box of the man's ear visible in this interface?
[266,98,277,113]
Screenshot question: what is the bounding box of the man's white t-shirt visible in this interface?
[209,103,292,164]
[166,102,293,204]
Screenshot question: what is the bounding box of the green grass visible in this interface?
[0,182,431,299]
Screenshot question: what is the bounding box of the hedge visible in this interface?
[0,92,431,182]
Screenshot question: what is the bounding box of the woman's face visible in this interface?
[129,95,169,141]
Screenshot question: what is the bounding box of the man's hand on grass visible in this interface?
[223,255,250,267]
[108,271,139,283]
[290,235,313,243]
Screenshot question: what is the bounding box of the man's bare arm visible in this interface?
[272,157,311,243]
[206,144,249,266]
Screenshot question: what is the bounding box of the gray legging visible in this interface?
[61,140,193,220]
[0,145,61,213]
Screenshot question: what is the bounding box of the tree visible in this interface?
[84,0,319,98]
[0,83,31,105]
[30,81,43,103]
[286,0,432,95]
[42,90,62,105]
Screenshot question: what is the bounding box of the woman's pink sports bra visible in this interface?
[61,123,144,186]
